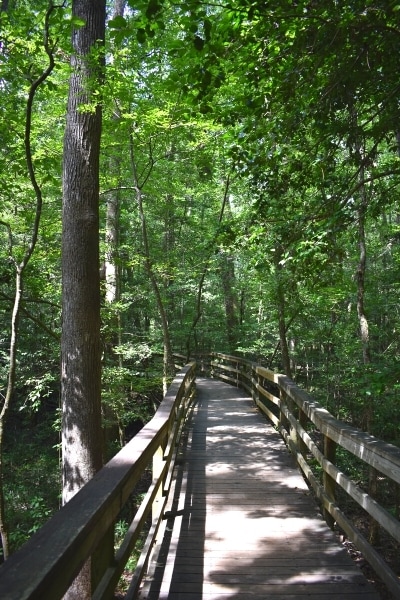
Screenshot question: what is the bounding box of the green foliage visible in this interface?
[102,365,160,429]
[4,407,60,554]
[19,372,57,414]
[1,0,400,561]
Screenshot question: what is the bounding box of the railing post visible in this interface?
[183,373,190,412]
[278,387,285,435]
[254,366,259,406]
[152,439,166,523]
[286,394,299,448]
[298,408,308,460]
[323,435,337,529]
[278,383,306,472]
[91,524,115,592]
[279,389,294,444]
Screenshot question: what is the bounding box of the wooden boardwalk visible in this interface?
[139,378,380,599]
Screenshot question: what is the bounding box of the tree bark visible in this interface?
[61,0,105,596]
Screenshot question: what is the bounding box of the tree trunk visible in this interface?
[102,0,126,451]
[357,196,379,545]
[186,174,232,358]
[61,0,105,596]
[218,250,239,352]
[277,291,292,378]
[0,270,22,561]
[352,116,378,546]
[0,4,57,559]
[104,0,125,309]
[129,132,175,392]
[105,190,120,304]
[356,201,371,365]
[163,193,176,320]
[103,150,123,452]
[274,249,292,377]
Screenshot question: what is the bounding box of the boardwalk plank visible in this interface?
[139,378,380,600]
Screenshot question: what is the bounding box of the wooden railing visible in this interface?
[210,352,400,598]
[3,352,400,598]
[0,362,196,600]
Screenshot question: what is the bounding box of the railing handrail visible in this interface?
[0,361,197,600]
[3,351,400,598]
[210,352,400,598]
[257,366,400,484]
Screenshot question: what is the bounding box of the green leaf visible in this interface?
[108,15,127,29]
[146,0,162,19]
[193,35,204,51]
[201,69,212,88]
[204,19,212,41]
[137,28,146,44]
[70,16,86,28]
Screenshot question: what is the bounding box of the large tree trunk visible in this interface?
[102,0,126,451]
[61,0,105,597]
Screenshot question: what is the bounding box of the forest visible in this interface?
[0,0,400,581]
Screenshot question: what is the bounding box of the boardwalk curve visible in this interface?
[139,378,380,599]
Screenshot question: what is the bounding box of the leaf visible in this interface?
[70,16,86,28]
[46,80,57,91]
[199,102,212,114]
[146,23,156,38]
[193,35,204,51]
[108,15,127,29]
[204,19,212,41]
[137,28,146,44]
[201,69,212,88]
[146,0,161,19]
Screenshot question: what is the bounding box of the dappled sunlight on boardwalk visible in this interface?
[139,378,380,599]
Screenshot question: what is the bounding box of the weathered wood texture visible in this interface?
[139,378,380,600]
[210,353,400,597]
[0,363,196,600]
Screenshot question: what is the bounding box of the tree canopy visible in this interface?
[1,0,400,564]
